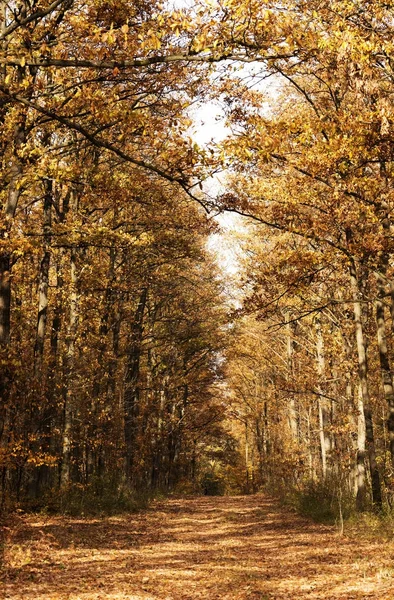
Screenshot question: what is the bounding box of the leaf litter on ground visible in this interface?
[2,494,394,599]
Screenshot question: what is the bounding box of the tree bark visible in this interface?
[356,384,367,510]
[349,258,382,509]
[286,315,298,441]
[0,104,26,496]
[92,247,117,398]
[34,179,53,369]
[315,311,331,479]
[0,254,11,347]
[124,287,148,483]
[60,245,79,489]
[0,111,26,346]
[375,266,394,469]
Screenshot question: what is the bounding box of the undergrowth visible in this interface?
[269,479,355,527]
[345,510,394,541]
[269,478,394,540]
[294,481,354,525]
[13,477,153,517]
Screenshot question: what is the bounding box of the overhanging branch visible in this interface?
[0,52,298,71]
[0,85,212,212]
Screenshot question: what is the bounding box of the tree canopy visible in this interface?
[1,0,394,515]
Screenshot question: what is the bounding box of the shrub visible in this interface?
[26,477,152,516]
[200,472,226,496]
[293,480,355,525]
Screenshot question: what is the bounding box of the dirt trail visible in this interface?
[3,494,394,599]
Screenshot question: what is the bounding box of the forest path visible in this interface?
[3,494,394,600]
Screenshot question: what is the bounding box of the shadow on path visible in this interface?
[3,495,394,599]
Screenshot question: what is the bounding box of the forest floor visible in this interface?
[2,494,394,600]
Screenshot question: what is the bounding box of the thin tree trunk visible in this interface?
[34,179,53,370]
[389,279,394,336]
[0,104,26,498]
[349,258,382,509]
[286,315,298,441]
[107,309,120,404]
[356,384,367,510]
[315,312,330,479]
[0,112,26,347]
[0,254,11,348]
[124,288,148,483]
[306,407,314,481]
[92,247,116,401]
[376,268,394,469]
[167,401,178,490]
[152,384,166,489]
[60,245,79,489]
[255,415,265,485]
[38,252,64,492]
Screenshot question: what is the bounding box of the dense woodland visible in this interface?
[1,0,394,517]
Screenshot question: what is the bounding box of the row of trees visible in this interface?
[1,0,394,512]
[0,0,235,509]
[220,0,394,510]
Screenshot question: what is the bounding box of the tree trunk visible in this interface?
[92,247,117,401]
[0,254,11,348]
[107,308,120,404]
[245,420,250,493]
[60,245,79,489]
[152,384,166,489]
[34,179,53,369]
[315,311,331,479]
[124,287,148,483]
[255,414,265,484]
[306,407,314,481]
[0,115,26,347]
[356,384,367,511]
[375,267,394,469]
[0,109,26,499]
[286,315,298,441]
[349,258,382,509]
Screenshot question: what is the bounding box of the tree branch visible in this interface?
[0,0,71,41]
[0,52,298,71]
[0,85,212,212]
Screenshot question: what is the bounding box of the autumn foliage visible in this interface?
[0,0,231,511]
[1,0,394,520]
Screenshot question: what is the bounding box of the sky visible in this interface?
[163,0,277,283]
[170,0,196,8]
[162,1,250,281]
